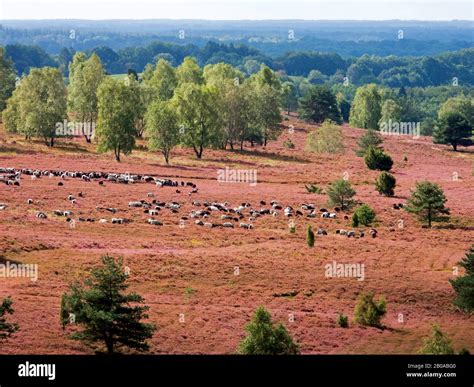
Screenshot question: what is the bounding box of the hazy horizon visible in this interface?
[1,0,473,21]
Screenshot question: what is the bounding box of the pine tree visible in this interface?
[356,129,383,157]
[237,306,299,355]
[60,255,156,354]
[449,245,474,313]
[433,111,473,151]
[405,181,449,228]
[298,85,342,124]
[0,297,19,341]
[327,178,356,210]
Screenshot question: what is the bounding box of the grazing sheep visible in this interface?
[167,203,180,211]
[111,218,129,224]
[128,201,143,208]
[147,218,163,226]
[106,208,117,214]
[204,222,215,228]
[36,211,47,219]
[58,182,64,186]
[369,229,378,238]
[336,229,347,236]
[222,222,234,228]
[99,219,107,224]
[0,204,7,210]
[347,230,356,238]
[239,222,253,229]
[195,220,204,226]
[27,199,33,204]
[317,228,327,235]
[53,210,64,216]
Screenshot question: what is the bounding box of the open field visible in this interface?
[0,116,473,354]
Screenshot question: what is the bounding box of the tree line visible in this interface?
[2,51,283,162]
[2,39,474,90]
[2,48,472,159]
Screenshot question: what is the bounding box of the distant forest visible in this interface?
[1,19,473,88]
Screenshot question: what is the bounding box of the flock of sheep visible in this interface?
[0,166,379,238]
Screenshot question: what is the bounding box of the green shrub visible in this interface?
[375,171,396,196]
[283,139,295,149]
[419,325,454,355]
[237,306,300,355]
[305,183,323,194]
[354,292,386,328]
[352,204,376,227]
[364,146,393,171]
[306,120,345,154]
[336,313,349,328]
[306,225,315,247]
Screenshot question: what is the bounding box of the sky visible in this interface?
[0,0,473,20]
